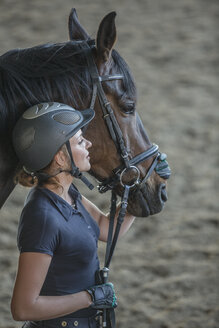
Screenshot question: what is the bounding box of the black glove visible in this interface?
[86,282,117,309]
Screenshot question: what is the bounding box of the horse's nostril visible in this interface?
[159,183,168,203]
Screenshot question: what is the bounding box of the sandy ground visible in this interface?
[0,0,219,327]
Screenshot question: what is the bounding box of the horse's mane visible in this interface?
[0,41,135,134]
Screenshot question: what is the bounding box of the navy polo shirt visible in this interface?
[17,184,100,317]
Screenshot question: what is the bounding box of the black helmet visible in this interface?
[13,102,95,173]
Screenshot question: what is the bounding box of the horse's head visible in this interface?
[68,9,171,217]
[0,9,170,215]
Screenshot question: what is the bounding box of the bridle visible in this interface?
[79,40,171,327]
[80,40,170,189]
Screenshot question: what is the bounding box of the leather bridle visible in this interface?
[80,40,170,191]
[79,40,171,328]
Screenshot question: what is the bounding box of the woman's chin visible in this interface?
[81,163,91,172]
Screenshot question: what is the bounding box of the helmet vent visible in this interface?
[17,126,36,152]
[36,103,49,113]
[53,112,81,125]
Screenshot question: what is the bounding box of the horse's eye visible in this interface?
[121,103,135,114]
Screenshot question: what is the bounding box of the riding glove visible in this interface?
[86,282,117,309]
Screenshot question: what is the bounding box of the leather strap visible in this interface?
[105,190,117,267]
[105,185,130,269]
[81,42,129,168]
[65,140,94,190]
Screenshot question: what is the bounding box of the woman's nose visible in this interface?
[86,139,92,149]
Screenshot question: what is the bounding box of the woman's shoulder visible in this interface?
[24,187,54,212]
[18,187,61,255]
[21,187,59,223]
[22,186,74,224]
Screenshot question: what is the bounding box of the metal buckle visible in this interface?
[120,166,140,188]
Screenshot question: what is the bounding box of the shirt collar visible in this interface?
[36,184,81,221]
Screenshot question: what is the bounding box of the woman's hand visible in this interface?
[86,283,117,309]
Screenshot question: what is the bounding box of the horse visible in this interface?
[0,9,170,217]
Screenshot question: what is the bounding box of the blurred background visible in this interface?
[0,0,219,327]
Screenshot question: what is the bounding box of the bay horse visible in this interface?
[0,9,170,217]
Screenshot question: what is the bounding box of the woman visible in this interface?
[11,102,135,328]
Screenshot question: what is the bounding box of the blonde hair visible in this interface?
[14,144,71,193]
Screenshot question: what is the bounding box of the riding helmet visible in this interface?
[12,102,95,172]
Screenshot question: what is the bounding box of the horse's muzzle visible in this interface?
[126,180,168,217]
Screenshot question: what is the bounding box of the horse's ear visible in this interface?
[96,12,117,62]
[68,8,90,40]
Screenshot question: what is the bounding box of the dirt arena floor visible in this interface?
[0,0,219,327]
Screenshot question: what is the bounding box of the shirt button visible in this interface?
[74,321,79,326]
[61,321,67,327]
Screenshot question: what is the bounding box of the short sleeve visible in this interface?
[18,204,59,256]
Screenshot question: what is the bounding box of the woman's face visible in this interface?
[69,130,92,172]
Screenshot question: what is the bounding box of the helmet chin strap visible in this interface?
[65,140,94,190]
[32,141,94,190]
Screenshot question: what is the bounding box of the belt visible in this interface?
[23,315,99,328]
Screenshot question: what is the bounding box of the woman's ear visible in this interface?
[54,150,66,167]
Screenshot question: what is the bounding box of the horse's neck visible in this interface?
[0,137,17,209]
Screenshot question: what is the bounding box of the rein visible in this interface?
[79,40,171,327]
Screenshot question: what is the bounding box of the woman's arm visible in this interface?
[11,252,92,321]
[81,196,135,242]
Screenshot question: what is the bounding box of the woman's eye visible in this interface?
[78,139,84,145]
